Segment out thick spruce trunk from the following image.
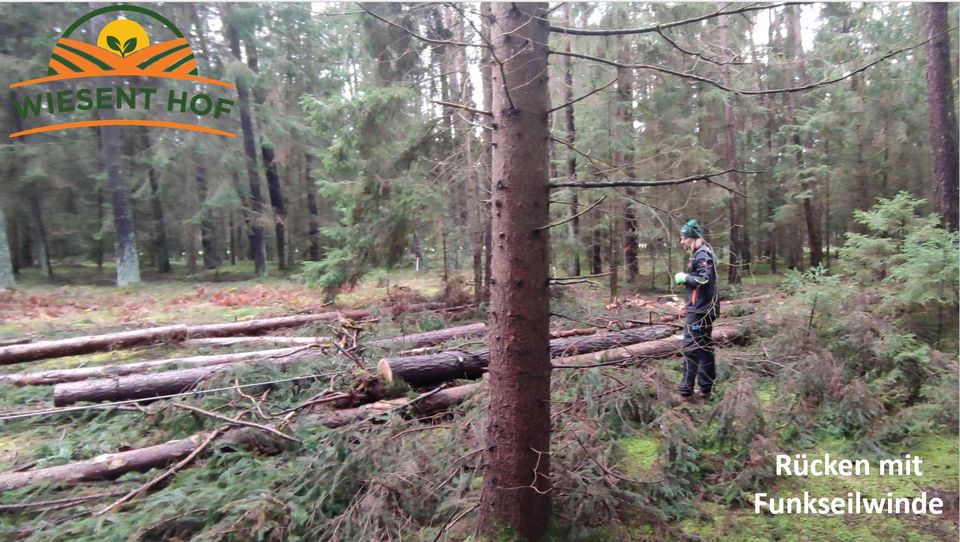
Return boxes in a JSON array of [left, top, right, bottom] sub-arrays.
[[478, 4, 552, 540]]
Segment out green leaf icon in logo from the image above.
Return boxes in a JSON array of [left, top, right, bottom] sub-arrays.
[[122, 37, 137, 56], [106, 35, 123, 56]]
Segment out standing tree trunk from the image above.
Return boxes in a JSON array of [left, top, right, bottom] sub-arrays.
[[8, 93, 52, 279], [615, 27, 638, 284], [786, 5, 823, 268], [305, 154, 321, 261], [477, 4, 551, 540], [591, 226, 603, 275], [563, 3, 581, 278], [226, 11, 267, 277], [261, 143, 287, 270], [924, 3, 959, 231], [718, 8, 742, 284], [480, 2, 495, 303], [26, 187, 52, 278], [142, 130, 171, 273], [194, 152, 219, 270], [87, 4, 139, 286], [97, 117, 139, 285], [0, 206, 14, 289]]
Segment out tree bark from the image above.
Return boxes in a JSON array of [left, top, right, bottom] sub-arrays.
[[226, 9, 267, 277], [379, 326, 673, 387], [194, 152, 220, 270], [924, 3, 959, 231], [478, 4, 552, 539]]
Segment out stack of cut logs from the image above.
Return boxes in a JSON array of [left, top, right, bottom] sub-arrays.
[[0, 296, 768, 492]]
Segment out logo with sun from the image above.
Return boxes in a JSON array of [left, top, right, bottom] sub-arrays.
[[9, 4, 236, 139], [45, 5, 205, 79]]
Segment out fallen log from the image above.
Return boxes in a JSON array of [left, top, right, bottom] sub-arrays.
[[378, 326, 674, 386], [2, 346, 321, 387], [0, 325, 189, 366], [0, 303, 449, 366], [184, 337, 332, 347], [3, 384, 482, 492], [552, 325, 743, 367], [51, 352, 315, 406], [0, 427, 269, 493], [315, 383, 482, 428], [186, 322, 488, 351], [183, 309, 372, 338], [368, 322, 487, 349]]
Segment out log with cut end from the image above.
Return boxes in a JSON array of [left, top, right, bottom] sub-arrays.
[[378, 326, 674, 386], [0, 427, 270, 493], [314, 383, 483, 428], [0, 325, 189, 366], [2, 346, 320, 387], [552, 324, 743, 367]]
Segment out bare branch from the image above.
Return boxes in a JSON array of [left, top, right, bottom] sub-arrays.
[[171, 403, 300, 443], [536, 195, 606, 231], [432, 100, 492, 116], [356, 3, 478, 48], [549, 3, 799, 36], [549, 136, 617, 171], [550, 27, 956, 96], [655, 28, 749, 66], [546, 77, 617, 114], [549, 169, 759, 190]]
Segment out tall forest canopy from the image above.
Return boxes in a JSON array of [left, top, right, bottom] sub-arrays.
[[0, 2, 955, 291]]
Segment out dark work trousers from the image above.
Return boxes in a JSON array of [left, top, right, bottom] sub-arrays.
[[678, 313, 716, 396]]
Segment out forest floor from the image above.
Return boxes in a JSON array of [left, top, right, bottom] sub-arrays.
[[0, 265, 956, 541]]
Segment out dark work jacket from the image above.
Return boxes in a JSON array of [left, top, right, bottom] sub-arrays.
[[683, 244, 719, 318]]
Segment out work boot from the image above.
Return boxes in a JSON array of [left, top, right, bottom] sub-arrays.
[[697, 390, 712, 402]]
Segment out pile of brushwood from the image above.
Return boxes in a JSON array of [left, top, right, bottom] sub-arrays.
[[0, 195, 955, 541]]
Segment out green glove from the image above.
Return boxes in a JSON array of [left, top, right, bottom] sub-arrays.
[[674, 272, 687, 285]]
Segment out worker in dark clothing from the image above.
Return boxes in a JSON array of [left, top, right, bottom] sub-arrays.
[[673, 219, 720, 401]]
